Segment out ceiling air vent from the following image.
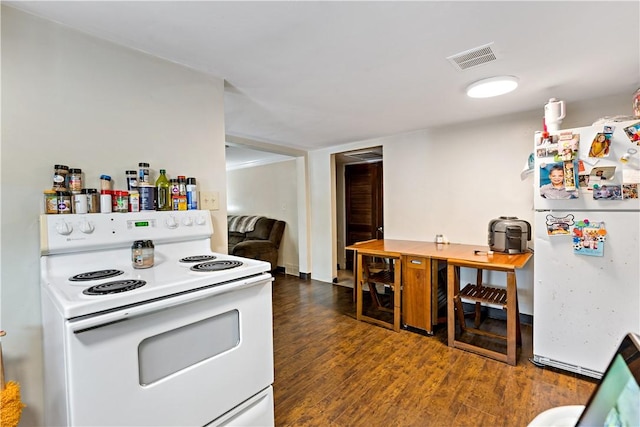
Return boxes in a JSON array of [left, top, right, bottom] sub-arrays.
[[447, 43, 498, 71]]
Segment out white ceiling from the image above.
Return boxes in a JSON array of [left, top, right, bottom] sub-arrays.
[[7, 1, 640, 156]]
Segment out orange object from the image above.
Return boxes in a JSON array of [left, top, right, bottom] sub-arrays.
[[0, 331, 26, 427]]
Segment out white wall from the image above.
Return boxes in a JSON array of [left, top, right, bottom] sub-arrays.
[[227, 159, 299, 274], [309, 92, 632, 316], [1, 7, 227, 425]]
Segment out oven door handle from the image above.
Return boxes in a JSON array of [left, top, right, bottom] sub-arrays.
[[69, 273, 273, 333]]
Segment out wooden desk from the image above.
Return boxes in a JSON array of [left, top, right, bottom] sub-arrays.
[[346, 239, 532, 337]]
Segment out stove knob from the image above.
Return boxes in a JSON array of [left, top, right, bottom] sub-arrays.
[[195, 215, 206, 225], [55, 221, 73, 235], [166, 216, 178, 229], [182, 217, 194, 226], [79, 219, 95, 234]]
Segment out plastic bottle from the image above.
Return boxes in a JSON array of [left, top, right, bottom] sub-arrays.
[[100, 175, 112, 192], [138, 163, 150, 184], [126, 170, 138, 191], [100, 190, 112, 213], [186, 177, 198, 210], [73, 191, 88, 214], [177, 176, 187, 196], [170, 178, 180, 211], [155, 169, 171, 211]]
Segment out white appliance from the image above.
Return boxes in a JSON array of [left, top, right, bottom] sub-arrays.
[[40, 210, 275, 426], [532, 120, 640, 378]]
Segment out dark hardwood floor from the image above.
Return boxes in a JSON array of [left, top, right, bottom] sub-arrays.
[[271, 272, 597, 427]]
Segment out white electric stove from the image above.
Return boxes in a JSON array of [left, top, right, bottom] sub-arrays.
[[40, 210, 275, 427]]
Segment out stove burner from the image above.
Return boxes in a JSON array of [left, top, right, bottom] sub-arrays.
[[179, 255, 217, 263], [69, 269, 124, 282], [83, 280, 146, 295], [190, 260, 243, 272]]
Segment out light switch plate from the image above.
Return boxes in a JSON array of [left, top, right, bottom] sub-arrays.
[[200, 191, 219, 211]]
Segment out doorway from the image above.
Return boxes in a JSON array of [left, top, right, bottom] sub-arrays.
[[335, 147, 384, 278]]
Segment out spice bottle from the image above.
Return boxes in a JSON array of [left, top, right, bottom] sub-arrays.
[[69, 168, 83, 193], [44, 190, 58, 214], [56, 191, 72, 214], [114, 191, 129, 213], [100, 175, 112, 192], [178, 176, 187, 196], [132, 240, 154, 269], [138, 163, 150, 185], [100, 190, 112, 213], [126, 170, 138, 191], [73, 190, 88, 214], [87, 189, 100, 213], [129, 190, 140, 213], [53, 165, 69, 191]]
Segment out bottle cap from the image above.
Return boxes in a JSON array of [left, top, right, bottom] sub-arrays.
[[100, 175, 111, 181]]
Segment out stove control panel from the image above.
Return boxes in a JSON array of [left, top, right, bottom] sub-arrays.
[[40, 210, 213, 255]]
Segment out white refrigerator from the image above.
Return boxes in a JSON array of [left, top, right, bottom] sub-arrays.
[[532, 119, 640, 378]]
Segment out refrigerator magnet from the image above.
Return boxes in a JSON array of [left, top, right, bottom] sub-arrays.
[[545, 213, 574, 236], [588, 133, 611, 158], [572, 220, 606, 257], [623, 122, 640, 145]]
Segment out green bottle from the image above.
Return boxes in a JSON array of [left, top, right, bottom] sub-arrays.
[[156, 169, 171, 211]]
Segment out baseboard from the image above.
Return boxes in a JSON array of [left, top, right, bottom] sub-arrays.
[[274, 266, 286, 274], [299, 272, 311, 280]]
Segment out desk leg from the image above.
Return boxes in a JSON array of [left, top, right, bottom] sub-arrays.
[[430, 259, 439, 327], [393, 258, 402, 332], [352, 250, 358, 302], [447, 263, 459, 347], [506, 270, 517, 366], [356, 253, 364, 322]]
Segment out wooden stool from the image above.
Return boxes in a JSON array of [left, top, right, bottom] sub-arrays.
[[447, 259, 521, 365]]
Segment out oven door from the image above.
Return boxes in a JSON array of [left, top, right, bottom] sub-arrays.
[[64, 275, 274, 427]]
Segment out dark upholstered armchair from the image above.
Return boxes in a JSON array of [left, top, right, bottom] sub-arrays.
[[227, 216, 285, 271]]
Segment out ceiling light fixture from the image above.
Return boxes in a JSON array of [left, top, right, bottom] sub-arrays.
[[466, 76, 519, 98]]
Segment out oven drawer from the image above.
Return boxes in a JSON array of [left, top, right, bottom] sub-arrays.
[[63, 276, 274, 426], [209, 386, 274, 427]]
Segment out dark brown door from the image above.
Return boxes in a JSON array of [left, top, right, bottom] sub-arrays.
[[345, 162, 383, 270]]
